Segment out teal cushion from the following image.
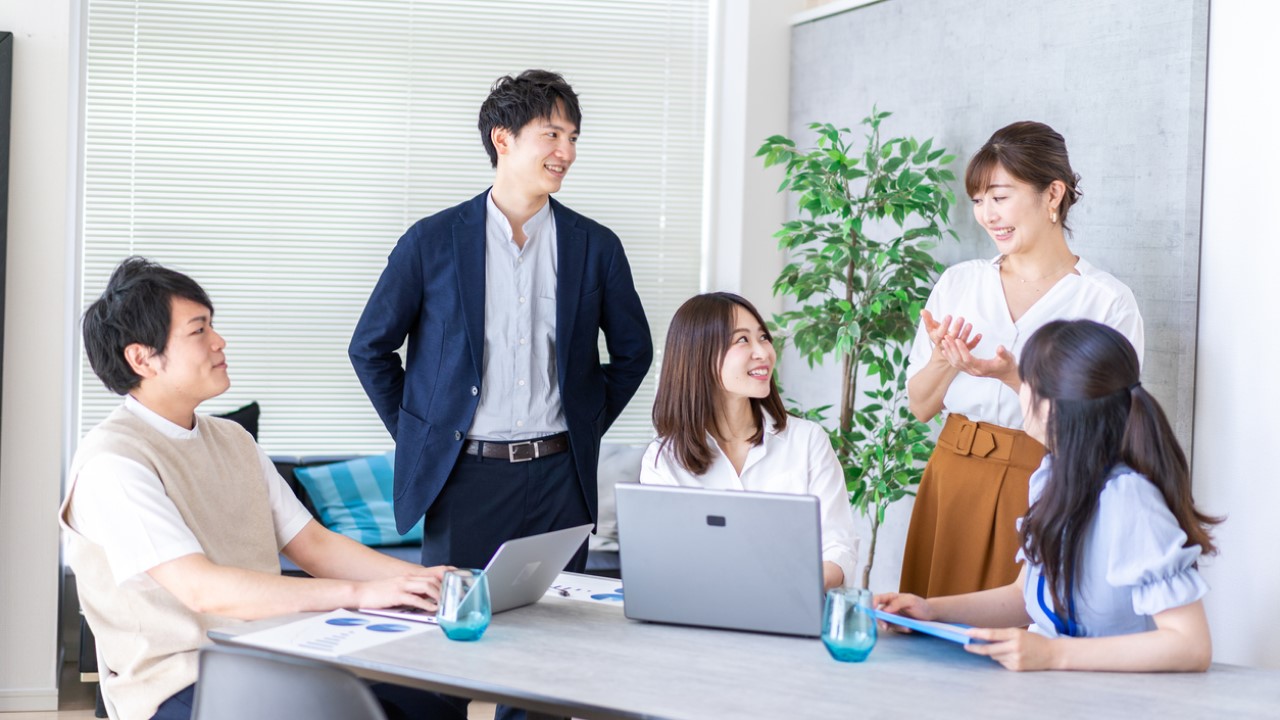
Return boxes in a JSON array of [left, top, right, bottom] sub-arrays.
[[293, 452, 423, 547]]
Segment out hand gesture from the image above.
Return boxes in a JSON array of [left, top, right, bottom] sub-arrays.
[[922, 310, 982, 353], [964, 627, 1057, 671], [938, 335, 1018, 385]]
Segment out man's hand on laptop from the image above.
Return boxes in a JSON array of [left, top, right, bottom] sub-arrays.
[[357, 566, 448, 612]]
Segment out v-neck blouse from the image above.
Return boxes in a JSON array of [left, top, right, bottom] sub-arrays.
[[906, 255, 1144, 429]]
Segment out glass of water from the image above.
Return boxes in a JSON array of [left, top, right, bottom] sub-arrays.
[[437, 568, 491, 641], [822, 587, 877, 662]]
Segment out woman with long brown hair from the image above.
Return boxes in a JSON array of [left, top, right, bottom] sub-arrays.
[[877, 320, 1218, 672], [900, 121, 1144, 598], [640, 292, 859, 590]]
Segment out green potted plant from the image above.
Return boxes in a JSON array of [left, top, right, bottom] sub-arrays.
[[757, 109, 958, 588]]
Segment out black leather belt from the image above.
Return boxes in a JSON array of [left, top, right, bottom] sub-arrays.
[[463, 433, 570, 463]]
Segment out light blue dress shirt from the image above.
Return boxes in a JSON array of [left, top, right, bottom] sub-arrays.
[[468, 192, 567, 441], [1019, 457, 1209, 638]]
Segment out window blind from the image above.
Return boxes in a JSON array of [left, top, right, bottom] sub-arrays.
[[80, 0, 708, 454]]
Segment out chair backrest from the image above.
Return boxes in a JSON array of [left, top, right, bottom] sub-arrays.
[[192, 645, 387, 720]]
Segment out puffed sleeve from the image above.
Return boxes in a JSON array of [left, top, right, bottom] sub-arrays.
[[1101, 470, 1208, 616]]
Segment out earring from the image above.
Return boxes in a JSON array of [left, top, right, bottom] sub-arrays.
[[1050, 210, 1058, 224]]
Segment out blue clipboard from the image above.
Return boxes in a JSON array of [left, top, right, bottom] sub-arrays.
[[871, 609, 989, 645]]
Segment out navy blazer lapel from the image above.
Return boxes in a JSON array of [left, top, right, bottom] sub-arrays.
[[553, 198, 586, 385], [454, 192, 488, 379]]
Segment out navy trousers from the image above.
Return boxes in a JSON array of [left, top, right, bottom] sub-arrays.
[[421, 446, 590, 720], [420, 447, 591, 572]]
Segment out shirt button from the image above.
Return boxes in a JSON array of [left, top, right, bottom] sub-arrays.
[[470, 386, 479, 396], [518, 379, 526, 387], [519, 337, 527, 345], [519, 296, 526, 304], [516, 420, 524, 428], [454, 430, 462, 440]]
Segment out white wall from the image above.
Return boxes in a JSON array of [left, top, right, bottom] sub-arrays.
[[1194, 0, 1280, 669], [704, 0, 807, 313], [0, 0, 73, 711]]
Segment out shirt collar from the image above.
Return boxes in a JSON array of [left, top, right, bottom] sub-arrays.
[[124, 394, 200, 440], [704, 407, 787, 447], [485, 191, 552, 246], [992, 253, 1090, 277]]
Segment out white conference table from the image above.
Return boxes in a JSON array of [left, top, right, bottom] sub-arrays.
[[211, 583, 1280, 720]]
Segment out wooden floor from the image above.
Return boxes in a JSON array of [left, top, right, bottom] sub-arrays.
[[5, 660, 496, 719]]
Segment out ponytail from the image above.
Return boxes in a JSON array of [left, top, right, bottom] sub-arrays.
[[1120, 384, 1220, 556], [1018, 320, 1221, 618]]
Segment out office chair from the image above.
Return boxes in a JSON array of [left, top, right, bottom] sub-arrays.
[[192, 644, 387, 720]]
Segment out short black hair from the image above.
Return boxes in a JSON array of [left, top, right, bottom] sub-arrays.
[[478, 69, 582, 168], [82, 256, 214, 395]]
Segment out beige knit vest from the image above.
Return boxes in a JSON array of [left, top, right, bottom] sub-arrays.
[[59, 406, 280, 720]]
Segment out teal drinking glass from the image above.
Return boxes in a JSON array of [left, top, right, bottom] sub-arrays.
[[437, 568, 491, 641], [822, 587, 877, 662]]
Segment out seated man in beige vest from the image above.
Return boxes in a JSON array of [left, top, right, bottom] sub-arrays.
[[60, 257, 466, 720]]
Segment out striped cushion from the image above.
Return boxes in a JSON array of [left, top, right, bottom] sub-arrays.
[[293, 451, 424, 546]]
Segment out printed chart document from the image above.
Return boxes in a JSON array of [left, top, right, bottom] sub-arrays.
[[546, 571, 625, 605], [231, 609, 437, 657], [871, 609, 988, 645]]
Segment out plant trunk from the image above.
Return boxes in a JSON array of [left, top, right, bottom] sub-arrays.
[[860, 509, 881, 589], [839, 251, 857, 434]]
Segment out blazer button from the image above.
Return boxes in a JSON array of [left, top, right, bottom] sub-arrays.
[[470, 386, 479, 396], [454, 431, 462, 441]]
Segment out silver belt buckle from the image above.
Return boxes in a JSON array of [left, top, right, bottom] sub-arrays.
[[507, 440, 538, 463]]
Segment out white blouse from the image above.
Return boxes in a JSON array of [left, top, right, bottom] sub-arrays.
[[1018, 457, 1208, 638], [906, 255, 1144, 429], [640, 413, 860, 585]]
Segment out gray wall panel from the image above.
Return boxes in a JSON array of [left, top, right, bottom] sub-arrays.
[[783, 0, 1208, 450]]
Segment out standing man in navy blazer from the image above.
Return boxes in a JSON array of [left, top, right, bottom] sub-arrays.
[[350, 70, 652, 576]]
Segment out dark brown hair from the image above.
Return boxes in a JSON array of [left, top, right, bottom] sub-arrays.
[[965, 121, 1083, 231], [478, 69, 581, 168], [1018, 320, 1220, 619], [652, 293, 788, 475], [83, 256, 215, 395]]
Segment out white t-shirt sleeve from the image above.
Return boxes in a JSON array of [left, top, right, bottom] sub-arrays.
[[69, 447, 314, 587], [68, 454, 205, 587], [256, 446, 313, 549]]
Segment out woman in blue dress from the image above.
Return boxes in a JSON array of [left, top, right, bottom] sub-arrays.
[[875, 319, 1220, 671]]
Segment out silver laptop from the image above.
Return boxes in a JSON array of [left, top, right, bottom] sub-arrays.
[[485, 523, 593, 612], [360, 523, 592, 622], [616, 484, 824, 637]]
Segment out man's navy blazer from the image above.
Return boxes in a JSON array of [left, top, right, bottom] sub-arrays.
[[350, 190, 653, 533]]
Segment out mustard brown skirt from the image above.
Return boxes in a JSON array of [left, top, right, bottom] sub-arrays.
[[899, 413, 1046, 598]]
